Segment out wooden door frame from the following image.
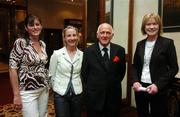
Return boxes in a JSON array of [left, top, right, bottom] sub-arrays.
[[82, 0, 105, 49], [81, 0, 87, 49], [126, 0, 134, 106]]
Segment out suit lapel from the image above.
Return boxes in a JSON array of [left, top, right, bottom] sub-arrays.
[[150, 37, 162, 63], [93, 43, 103, 63], [140, 37, 162, 65], [139, 40, 146, 65], [109, 43, 119, 70], [62, 48, 71, 64], [62, 47, 80, 64], [92, 43, 107, 71], [110, 43, 117, 64], [72, 50, 81, 63]]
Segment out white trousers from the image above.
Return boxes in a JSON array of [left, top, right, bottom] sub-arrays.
[[20, 87, 49, 117]]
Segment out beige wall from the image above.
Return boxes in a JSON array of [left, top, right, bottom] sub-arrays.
[[113, 0, 129, 100]]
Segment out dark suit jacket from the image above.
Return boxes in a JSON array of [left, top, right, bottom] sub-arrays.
[[132, 36, 179, 91], [81, 42, 126, 110]]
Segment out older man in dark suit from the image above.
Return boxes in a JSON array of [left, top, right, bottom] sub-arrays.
[[81, 23, 126, 117]]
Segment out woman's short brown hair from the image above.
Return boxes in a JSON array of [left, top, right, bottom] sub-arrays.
[[141, 13, 163, 35]]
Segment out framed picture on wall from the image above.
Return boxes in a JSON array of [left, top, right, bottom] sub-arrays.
[[105, 0, 113, 25], [159, 0, 180, 32]]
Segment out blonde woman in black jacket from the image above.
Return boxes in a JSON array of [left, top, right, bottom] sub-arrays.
[[132, 13, 179, 117]]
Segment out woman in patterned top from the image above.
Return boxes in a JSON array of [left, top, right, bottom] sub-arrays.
[[9, 14, 49, 117]]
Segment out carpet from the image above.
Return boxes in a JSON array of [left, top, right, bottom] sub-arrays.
[[0, 100, 55, 117]]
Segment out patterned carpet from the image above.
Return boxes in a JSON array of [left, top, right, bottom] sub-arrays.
[[0, 100, 55, 117], [0, 99, 137, 117]]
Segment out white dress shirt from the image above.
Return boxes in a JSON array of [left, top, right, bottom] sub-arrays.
[[141, 39, 156, 84]]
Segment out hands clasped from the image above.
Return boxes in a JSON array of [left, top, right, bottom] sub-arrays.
[[133, 82, 158, 94]]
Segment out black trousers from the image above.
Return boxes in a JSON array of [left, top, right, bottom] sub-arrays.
[[135, 83, 169, 117], [54, 92, 82, 117], [87, 107, 120, 117], [86, 95, 120, 117]]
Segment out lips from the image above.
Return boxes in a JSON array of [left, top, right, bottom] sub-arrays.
[[147, 29, 157, 32], [32, 30, 41, 34]]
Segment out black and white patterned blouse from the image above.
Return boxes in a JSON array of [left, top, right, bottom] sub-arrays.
[[9, 38, 49, 91]]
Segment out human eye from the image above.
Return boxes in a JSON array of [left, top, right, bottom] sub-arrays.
[[66, 34, 71, 37], [72, 34, 77, 37], [35, 23, 40, 26], [153, 23, 158, 25], [106, 32, 111, 35], [28, 23, 34, 27], [100, 31, 105, 35], [146, 23, 151, 26]]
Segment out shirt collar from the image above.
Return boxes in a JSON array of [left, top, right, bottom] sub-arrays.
[[98, 42, 110, 51]]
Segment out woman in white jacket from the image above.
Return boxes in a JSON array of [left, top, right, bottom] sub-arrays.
[[49, 26, 83, 117]]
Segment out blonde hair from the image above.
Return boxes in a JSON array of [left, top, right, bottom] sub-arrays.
[[141, 13, 163, 35], [62, 26, 80, 46]]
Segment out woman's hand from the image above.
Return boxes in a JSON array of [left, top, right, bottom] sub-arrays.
[[132, 82, 142, 92], [13, 95, 22, 111], [147, 84, 158, 95]]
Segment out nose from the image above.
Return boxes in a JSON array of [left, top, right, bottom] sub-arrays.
[[102, 32, 109, 36], [69, 35, 77, 40], [150, 24, 154, 28], [33, 25, 38, 28], [70, 35, 75, 38]]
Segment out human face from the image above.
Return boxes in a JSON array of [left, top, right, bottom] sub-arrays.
[[97, 24, 113, 47], [145, 18, 159, 39], [25, 19, 42, 38], [64, 29, 78, 47]]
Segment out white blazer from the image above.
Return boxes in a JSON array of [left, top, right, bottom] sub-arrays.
[[49, 47, 83, 95]]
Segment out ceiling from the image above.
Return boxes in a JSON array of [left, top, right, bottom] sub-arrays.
[[52, 0, 82, 6], [1, 0, 83, 6]]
